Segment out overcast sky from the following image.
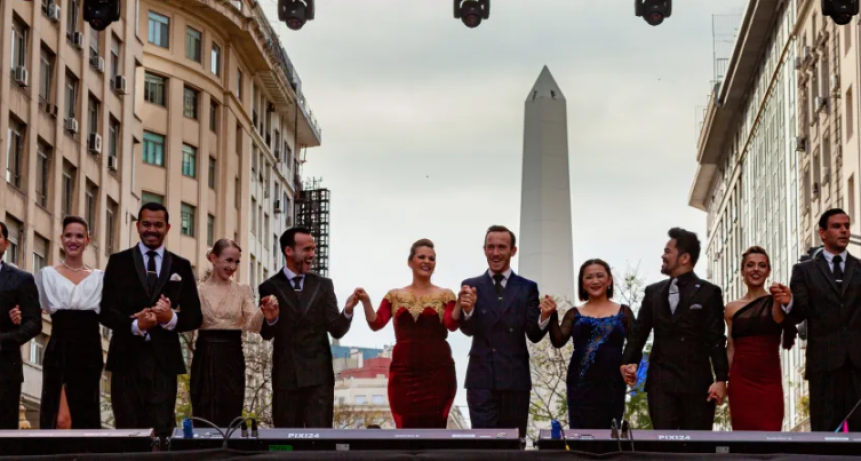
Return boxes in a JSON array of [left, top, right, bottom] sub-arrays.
[[261, 0, 747, 415]]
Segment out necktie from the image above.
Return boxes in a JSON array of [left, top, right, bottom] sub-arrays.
[[146, 250, 158, 293], [493, 274, 505, 301], [668, 278, 679, 314], [833, 255, 845, 284], [292, 276, 303, 292]]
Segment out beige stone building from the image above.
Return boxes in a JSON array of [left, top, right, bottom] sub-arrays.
[[0, 0, 320, 427]]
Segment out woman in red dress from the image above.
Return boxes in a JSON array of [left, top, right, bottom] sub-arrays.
[[725, 246, 796, 431], [359, 238, 460, 428]]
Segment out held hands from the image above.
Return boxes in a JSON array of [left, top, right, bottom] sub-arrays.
[[620, 364, 638, 386], [539, 295, 557, 321], [131, 308, 158, 332], [9, 306, 21, 326], [345, 288, 369, 314], [458, 286, 477, 313], [770, 283, 792, 306], [260, 295, 280, 322], [151, 295, 174, 324], [707, 381, 727, 405]]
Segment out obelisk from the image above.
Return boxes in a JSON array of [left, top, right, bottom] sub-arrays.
[[518, 66, 575, 305]]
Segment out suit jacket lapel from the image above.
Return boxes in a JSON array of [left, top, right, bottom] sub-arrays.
[[673, 277, 702, 322], [503, 274, 522, 314], [815, 254, 841, 296], [480, 272, 500, 324], [0, 264, 13, 293], [273, 271, 301, 312], [153, 251, 173, 300], [131, 248, 150, 299], [300, 274, 322, 316], [842, 254, 857, 298]]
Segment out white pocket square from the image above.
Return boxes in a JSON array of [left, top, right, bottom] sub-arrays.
[[170, 273, 182, 282], [690, 304, 703, 310]]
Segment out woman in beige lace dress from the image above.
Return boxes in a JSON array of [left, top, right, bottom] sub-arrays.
[[191, 239, 272, 426]]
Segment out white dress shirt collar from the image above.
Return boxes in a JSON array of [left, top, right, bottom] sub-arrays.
[[138, 242, 165, 259]]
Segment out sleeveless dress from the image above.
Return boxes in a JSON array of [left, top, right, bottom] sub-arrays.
[[368, 290, 459, 428], [728, 295, 794, 431], [549, 307, 631, 429]]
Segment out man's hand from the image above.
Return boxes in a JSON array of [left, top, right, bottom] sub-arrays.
[[356, 288, 370, 305], [539, 296, 557, 321], [136, 310, 158, 332], [151, 295, 174, 324], [9, 306, 21, 326], [458, 286, 477, 313], [770, 283, 791, 306], [620, 364, 638, 386], [260, 295, 279, 322], [708, 381, 727, 405]]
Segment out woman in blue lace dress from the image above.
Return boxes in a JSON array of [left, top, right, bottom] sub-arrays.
[[545, 259, 636, 429]]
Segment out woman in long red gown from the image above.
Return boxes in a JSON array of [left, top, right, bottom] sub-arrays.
[[725, 246, 796, 431], [359, 238, 461, 428]]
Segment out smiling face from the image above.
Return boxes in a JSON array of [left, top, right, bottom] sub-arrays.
[[409, 245, 436, 279], [484, 231, 516, 274], [210, 245, 241, 282], [285, 231, 315, 274], [741, 253, 771, 289], [136, 209, 170, 249], [581, 263, 612, 300], [61, 222, 90, 259]]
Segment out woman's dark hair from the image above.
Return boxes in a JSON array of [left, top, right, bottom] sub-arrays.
[[408, 238, 435, 262], [62, 216, 89, 234], [210, 238, 242, 257], [741, 246, 771, 269], [578, 259, 614, 302]]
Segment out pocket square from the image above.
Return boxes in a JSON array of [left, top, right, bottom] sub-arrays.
[[690, 304, 703, 310], [170, 273, 182, 282]]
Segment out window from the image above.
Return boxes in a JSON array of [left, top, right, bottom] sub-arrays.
[[207, 214, 215, 246], [849, 175, 856, 225], [67, 0, 80, 37], [209, 156, 217, 189], [186, 27, 201, 62], [235, 177, 241, 209], [236, 69, 243, 99], [181, 203, 196, 237], [89, 29, 99, 59], [355, 395, 367, 405], [251, 198, 257, 235], [110, 34, 121, 80], [29, 334, 47, 366], [135, 0, 140, 37], [143, 132, 165, 166], [106, 199, 118, 256], [182, 144, 197, 177], [847, 87, 854, 140], [109, 116, 120, 159], [33, 234, 49, 272], [40, 46, 55, 103], [88, 94, 100, 136], [211, 43, 221, 75], [36, 141, 51, 208], [264, 215, 270, 246], [372, 395, 385, 405], [5, 217, 21, 266], [65, 71, 79, 119], [183, 87, 199, 119], [6, 117, 25, 189], [85, 181, 98, 237], [148, 11, 170, 48], [62, 161, 76, 217], [144, 73, 166, 106], [209, 101, 218, 132], [11, 16, 28, 75], [141, 192, 164, 205]]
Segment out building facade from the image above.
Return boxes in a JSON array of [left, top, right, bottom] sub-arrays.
[[689, 0, 807, 430], [0, 0, 320, 427]]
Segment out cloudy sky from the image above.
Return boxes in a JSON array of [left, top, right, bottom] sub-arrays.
[[261, 0, 746, 415]]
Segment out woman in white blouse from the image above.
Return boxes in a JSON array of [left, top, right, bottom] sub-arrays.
[[192, 238, 268, 427], [36, 216, 104, 429]]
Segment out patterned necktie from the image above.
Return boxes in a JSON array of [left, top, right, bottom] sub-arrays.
[[493, 274, 505, 301], [292, 276, 303, 292], [833, 255, 845, 284], [668, 278, 679, 314], [146, 250, 158, 293]]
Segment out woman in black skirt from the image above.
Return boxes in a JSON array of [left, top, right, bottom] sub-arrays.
[[191, 239, 273, 426]]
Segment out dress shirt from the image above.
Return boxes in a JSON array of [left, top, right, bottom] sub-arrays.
[[132, 243, 178, 339], [783, 249, 849, 313], [267, 266, 352, 326]]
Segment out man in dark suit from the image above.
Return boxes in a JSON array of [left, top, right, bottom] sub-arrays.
[[0, 221, 41, 429], [621, 227, 727, 430], [100, 203, 202, 437], [458, 225, 547, 438], [259, 227, 353, 428], [772, 209, 861, 431]]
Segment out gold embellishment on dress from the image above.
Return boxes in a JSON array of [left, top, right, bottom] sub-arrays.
[[384, 289, 456, 322]]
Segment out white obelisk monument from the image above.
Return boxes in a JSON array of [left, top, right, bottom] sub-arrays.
[[518, 66, 575, 305]]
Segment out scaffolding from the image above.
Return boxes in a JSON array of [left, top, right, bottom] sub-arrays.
[[296, 177, 330, 276]]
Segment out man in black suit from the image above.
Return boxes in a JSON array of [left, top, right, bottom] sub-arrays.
[[621, 227, 727, 430], [100, 203, 202, 437], [458, 225, 548, 438], [259, 227, 353, 428], [0, 221, 41, 429], [772, 209, 861, 431]]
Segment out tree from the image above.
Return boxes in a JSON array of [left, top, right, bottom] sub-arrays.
[[332, 405, 393, 429]]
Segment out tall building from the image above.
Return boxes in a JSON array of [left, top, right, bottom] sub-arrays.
[[1, 0, 320, 427], [689, 0, 806, 430]]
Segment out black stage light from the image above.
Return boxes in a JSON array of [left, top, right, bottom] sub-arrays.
[[278, 0, 315, 31], [822, 0, 859, 25], [454, 0, 490, 29], [635, 0, 672, 27], [83, 0, 120, 31]]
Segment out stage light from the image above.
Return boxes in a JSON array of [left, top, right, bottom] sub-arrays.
[[278, 0, 315, 31], [635, 0, 672, 27], [822, 0, 859, 25], [454, 0, 490, 29], [83, 0, 120, 31]]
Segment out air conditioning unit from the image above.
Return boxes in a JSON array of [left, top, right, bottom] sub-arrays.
[[274, 200, 282, 214], [45, 103, 58, 118], [13, 67, 28, 87], [813, 182, 821, 198], [87, 133, 102, 154], [64, 118, 79, 134], [107, 155, 118, 171], [795, 136, 807, 152], [72, 32, 84, 49], [47, 3, 61, 22], [91, 55, 105, 73], [113, 75, 128, 94]]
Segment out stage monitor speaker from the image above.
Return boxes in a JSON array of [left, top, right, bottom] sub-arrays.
[[536, 429, 861, 455], [169, 428, 522, 451], [0, 429, 155, 456]]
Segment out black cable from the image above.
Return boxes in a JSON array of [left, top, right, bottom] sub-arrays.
[[224, 416, 259, 448], [184, 416, 226, 440], [610, 418, 621, 452], [558, 425, 570, 451], [835, 397, 861, 432], [624, 419, 636, 452]]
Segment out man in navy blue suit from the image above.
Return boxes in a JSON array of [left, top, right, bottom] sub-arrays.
[[458, 225, 548, 438]]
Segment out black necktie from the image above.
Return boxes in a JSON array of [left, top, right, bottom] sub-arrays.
[[833, 255, 844, 284], [493, 274, 505, 300], [292, 276, 303, 292], [146, 250, 158, 293]]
